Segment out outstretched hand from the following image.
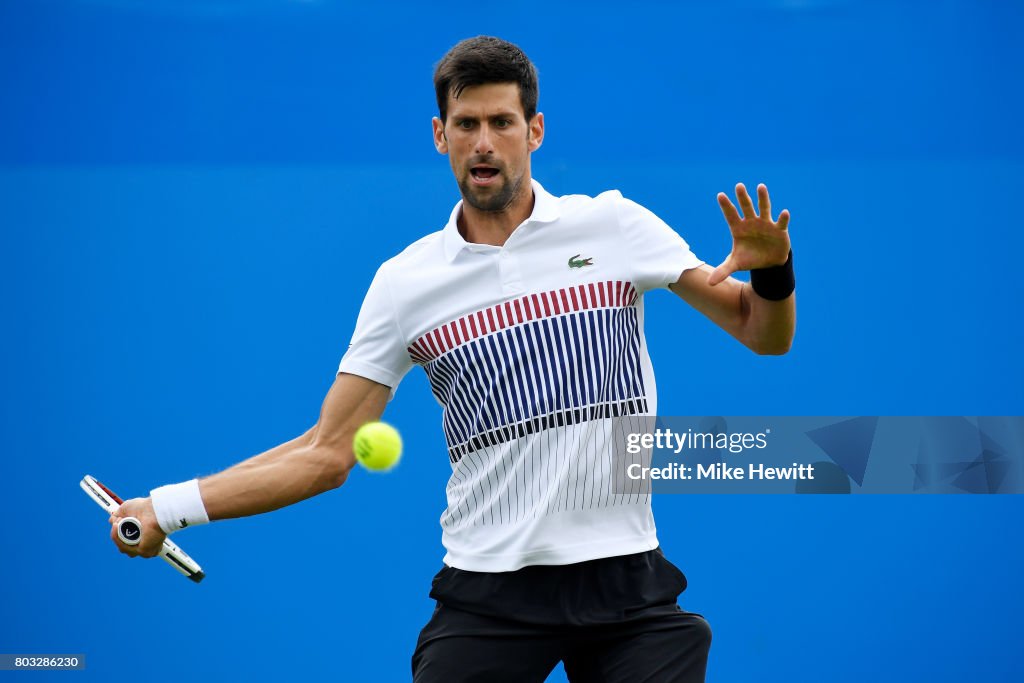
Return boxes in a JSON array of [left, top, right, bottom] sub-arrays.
[[708, 183, 791, 286]]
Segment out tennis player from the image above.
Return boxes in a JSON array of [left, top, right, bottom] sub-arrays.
[[110, 36, 795, 682]]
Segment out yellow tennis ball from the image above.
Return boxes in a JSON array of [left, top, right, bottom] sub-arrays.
[[353, 421, 403, 472]]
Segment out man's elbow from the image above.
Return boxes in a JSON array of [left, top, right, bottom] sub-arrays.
[[325, 456, 356, 490], [757, 343, 792, 356], [748, 336, 793, 356], [311, 442, 356, 493]]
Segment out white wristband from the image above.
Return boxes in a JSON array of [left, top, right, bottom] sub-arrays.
[[150, 479, 210, 534]]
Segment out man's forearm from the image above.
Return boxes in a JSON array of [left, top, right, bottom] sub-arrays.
[[670, 266, 795, 355], [198, 430, 353, 521], [741, 283, 795, 355], [175, 375, 386, 523]]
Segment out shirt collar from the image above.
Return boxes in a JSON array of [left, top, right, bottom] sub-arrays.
[[442, 178, 560, 263]]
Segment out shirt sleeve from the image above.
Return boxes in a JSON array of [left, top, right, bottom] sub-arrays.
[[615, 193, 704, 294], [337, 263, 413, 399]]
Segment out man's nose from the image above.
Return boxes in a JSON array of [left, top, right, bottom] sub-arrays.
[[474, 124, 495, 155]]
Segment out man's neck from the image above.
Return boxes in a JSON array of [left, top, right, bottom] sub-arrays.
[[458, 181, 536, 248]]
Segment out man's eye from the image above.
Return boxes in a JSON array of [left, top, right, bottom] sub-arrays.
[[457, 120, 474, 129], [495, 119, 511, 128]]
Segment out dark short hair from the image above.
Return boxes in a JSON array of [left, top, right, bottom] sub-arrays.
[[433, 36, 538, 123]]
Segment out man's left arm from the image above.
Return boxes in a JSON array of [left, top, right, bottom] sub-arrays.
[[668, 183, 795, 355]]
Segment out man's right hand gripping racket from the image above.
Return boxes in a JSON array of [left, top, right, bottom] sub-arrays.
[[81, 475, 205, 583]]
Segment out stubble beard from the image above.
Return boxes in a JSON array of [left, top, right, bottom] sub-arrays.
[[459, 169, 525, 213]]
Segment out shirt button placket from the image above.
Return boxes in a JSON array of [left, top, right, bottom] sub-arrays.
[[499, 250, 524, 296]]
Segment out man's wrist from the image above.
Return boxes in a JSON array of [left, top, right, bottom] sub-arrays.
[[750, 250, 795, 301], [150, 479, 210, 534]]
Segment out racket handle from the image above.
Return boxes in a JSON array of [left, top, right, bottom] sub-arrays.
[[158, 538, 206, 583], [119, 516, 206, 583]]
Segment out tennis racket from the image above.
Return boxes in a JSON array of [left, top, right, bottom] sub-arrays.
[[81, 474, 205, 583]]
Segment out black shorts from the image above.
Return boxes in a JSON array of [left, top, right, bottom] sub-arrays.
[[412, 549, 712, 682]]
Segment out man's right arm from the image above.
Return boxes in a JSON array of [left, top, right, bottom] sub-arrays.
[[109, 372, 391, 557], [200, 372, 391, 520]]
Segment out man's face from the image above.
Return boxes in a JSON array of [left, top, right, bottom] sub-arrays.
[[432, 83, 544, 213]]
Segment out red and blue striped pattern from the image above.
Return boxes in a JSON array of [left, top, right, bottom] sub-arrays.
[[409, 281, 648, 462], [408, 280, 639, 363]]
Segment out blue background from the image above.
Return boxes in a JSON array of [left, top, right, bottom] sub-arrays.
[[2, 0, 1022, 680]]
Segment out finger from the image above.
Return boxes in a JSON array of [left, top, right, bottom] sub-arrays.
[[110, 522, 138, 556], [736, 183, 757, 219], [777, 209, 790, 231], [717, 192, 741, 226], [707, 256, 736, 286], [110, 525, 128, 554], [138, 534, 158, 558], [757, 183, 771, 220]]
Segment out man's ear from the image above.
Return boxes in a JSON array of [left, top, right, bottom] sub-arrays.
[[527, 112, 544, 152], [432, 117, 448, 154]]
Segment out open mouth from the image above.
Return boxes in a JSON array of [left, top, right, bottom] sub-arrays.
[[470, 166, 500, 184]]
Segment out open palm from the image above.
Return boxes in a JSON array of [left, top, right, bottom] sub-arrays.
[[708, 183, 791, 286]]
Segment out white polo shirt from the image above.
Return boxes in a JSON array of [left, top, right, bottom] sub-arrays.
[[339, 179, 703, 572]]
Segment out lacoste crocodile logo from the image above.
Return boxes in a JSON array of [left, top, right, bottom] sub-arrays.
[[568, 254, 593, 269]]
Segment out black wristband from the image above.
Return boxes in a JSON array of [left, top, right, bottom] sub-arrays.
[[750, 250, 795, 301]]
